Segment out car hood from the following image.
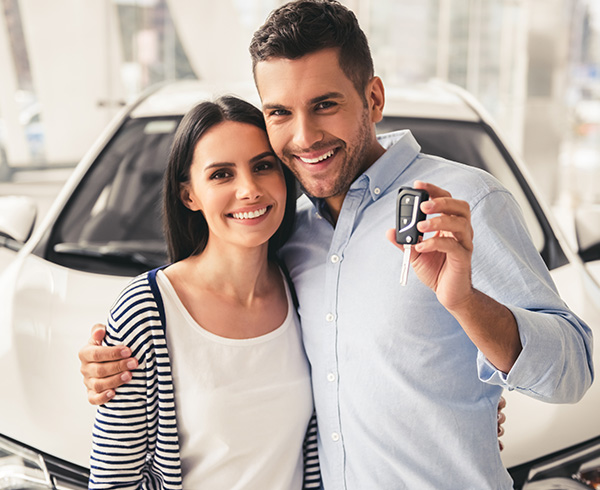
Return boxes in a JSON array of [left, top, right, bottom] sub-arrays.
[[0, 253, 131, 467]]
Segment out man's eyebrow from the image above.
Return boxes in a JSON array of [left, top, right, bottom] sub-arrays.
[[309, 92, 345, 105], [262, 102, 288, 112], [262, 92, 345, 112]]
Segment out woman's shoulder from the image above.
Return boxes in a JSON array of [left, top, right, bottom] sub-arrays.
[[107, 270, 164, 337]]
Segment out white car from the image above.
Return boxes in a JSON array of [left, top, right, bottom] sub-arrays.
[[0, 80, 599, 489]]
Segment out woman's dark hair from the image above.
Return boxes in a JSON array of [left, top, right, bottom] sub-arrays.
[[249, 0, 374, 101], [163, 96, 296, 263]]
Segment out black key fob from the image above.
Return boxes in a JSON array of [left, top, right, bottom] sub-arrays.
[[396, 187, 429, 245]]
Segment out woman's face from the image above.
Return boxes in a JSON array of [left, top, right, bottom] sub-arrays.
[[181, 121, 287, 252]]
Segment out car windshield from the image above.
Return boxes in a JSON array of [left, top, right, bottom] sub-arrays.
[[47, 116, 180, 276], [44, 114, 560, 276]]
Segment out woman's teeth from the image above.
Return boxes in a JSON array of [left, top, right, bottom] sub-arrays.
[[299, 149, 335, 164], [231, 207, 268, 220]]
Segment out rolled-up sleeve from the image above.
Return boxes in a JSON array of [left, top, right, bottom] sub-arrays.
[[478, 305, 593, 402], [471, 186, 594, 403]]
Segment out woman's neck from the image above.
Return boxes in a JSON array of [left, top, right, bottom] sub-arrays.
[[171, 241, 275, 307]]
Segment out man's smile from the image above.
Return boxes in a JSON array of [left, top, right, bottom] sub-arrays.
[[297, 148, 336, 164]]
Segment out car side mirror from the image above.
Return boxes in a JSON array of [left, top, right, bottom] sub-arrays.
[[0, 195, 37, 247], [574, 204, 600, 263]]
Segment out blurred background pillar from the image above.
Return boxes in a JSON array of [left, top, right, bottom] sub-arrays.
[[17, 0, 125, 167], [522, 0, 571, 204]]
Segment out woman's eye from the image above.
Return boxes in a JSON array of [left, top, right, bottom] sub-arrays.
[[210, 170, 231, 180], [254, 161, 274, 172]]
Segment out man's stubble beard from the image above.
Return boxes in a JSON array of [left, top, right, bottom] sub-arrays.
[[283, 109, 373, 200]]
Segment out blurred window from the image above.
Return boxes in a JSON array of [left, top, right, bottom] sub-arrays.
[[113, 0, 196, 96]]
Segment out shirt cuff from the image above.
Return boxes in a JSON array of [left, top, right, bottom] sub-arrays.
[[477, 305, 565, 395]]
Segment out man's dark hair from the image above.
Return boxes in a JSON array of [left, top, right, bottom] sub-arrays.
[[163, 96, 296, 263], [249, 0, 374, 98]]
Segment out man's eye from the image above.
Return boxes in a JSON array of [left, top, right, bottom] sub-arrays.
[[269, 109, 290, 117], [316, 101, 336, 110]]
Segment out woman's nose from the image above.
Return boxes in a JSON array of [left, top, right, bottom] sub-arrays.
[[236, 173, 262, 201]]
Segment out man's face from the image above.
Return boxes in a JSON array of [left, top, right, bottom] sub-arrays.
[[255, 48, 384, 209]]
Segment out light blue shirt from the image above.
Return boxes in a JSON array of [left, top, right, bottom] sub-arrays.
[[279, 130, 594, 489]]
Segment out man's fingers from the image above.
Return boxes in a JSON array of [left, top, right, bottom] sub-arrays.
[[498, 395, 507, 410], [80, 353, 138, 378], [421, 196, 471, 222], [498, 395, 507, 438], [414, 235, 472, 258], [79, 343, 132, 365], [413, 180, 452, 199], [385, 228, 404, 250], [90, 324, 107, 346], [417, 215, 473, 247], [87, 388, 116, 406], [84, 370, 133, 393]]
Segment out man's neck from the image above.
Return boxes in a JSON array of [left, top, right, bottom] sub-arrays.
[[324, 142, 387, 225]]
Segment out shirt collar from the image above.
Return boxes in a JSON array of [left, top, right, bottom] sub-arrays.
[[305, 129, 421, 210]]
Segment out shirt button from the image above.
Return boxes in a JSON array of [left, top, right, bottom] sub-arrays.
[[330, 254, 340, 263], [331, 432, 340, 442], [325, 313, 334, 322], [315, 212, 322, 219], [374, 187, 381, 195], [327, 373, 336, 382]]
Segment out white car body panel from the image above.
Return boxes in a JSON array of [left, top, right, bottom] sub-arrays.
[[0, 253, 128, 467]]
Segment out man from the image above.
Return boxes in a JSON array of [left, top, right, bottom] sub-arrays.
[[80, 1, 593, 488]]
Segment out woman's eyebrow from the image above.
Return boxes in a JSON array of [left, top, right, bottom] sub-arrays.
[[202, 152, 274, 172], [249, 151, 276, 163], [203, 162, 235, 172]]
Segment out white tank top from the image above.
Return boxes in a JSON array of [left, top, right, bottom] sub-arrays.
[[156, 270, 313, 489]]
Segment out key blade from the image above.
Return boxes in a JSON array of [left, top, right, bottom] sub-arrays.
[[400, 244, 412, 286]]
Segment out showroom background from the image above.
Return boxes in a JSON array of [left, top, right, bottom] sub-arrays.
[[0, 0, 599, 215]]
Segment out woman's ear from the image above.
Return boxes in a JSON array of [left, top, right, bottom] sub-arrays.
[[179, 183, 201, 211], [366, 76, 385, 124]]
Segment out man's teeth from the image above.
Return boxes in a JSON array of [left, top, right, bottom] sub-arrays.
[[299, 149, 334, 164], [232, 207, 268, 220]]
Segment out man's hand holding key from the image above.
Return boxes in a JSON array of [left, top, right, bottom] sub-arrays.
[[387, 180, 474, 311]]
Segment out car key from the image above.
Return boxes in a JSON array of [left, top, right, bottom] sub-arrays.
[[396, 187, 429, 286]]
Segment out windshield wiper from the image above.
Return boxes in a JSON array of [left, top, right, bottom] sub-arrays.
[[53, 242, 164, 268]]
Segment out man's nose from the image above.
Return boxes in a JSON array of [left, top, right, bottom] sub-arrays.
[[292, 113, 323, 150]]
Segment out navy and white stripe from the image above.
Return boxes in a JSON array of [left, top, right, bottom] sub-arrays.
[[89, 268, 320, 489]]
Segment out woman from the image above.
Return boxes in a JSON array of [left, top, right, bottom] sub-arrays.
[[88, 96, 320, 489]]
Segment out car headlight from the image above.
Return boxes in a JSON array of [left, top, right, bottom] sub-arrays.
[[520, 437, 600, 489], [0, 434, 87, 489]]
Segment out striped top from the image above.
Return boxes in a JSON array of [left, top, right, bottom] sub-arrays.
[[89, 267, 321, 489]]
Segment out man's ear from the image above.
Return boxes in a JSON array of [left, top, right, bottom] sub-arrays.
[[366, 76, 385, 124], [179, 183, 201, 212]]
